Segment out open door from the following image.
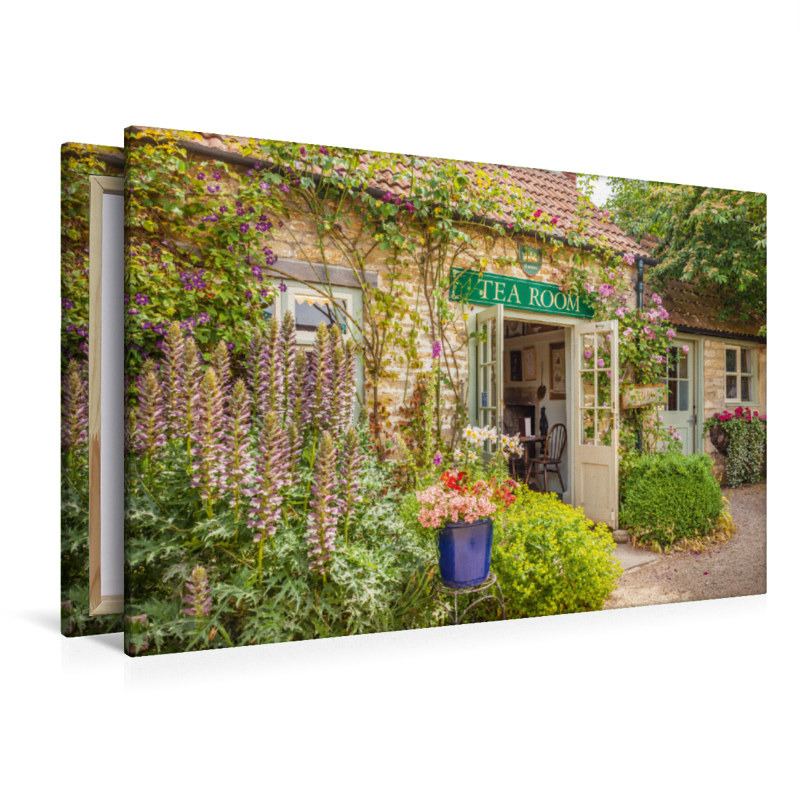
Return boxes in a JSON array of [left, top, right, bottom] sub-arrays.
[[475, 304, 504, 453], [573, 319, 619, 528]]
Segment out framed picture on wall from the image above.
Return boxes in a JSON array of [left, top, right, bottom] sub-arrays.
[[522, 347, 537, 381], [510, 350, 523, 382], [550, 343, 566, 399], [505, 320, 523, 339]]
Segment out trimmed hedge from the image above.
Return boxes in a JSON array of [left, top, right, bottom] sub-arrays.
[[492, 487, 623, 618], [620, 452, 724, 548]]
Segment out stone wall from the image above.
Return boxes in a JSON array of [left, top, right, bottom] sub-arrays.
[[262, 197, 597, 440], [702, 338, 767, 482]]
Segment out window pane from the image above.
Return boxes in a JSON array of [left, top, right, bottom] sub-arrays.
[[741, 376, 751, 402], [582, 409, 596, 445], [668, 347, 678, 380], [726, 375, 738, 399], [597, 369, 612, 408], [581, 333, 596, 370], [725, 349, 737, 373], [679, 350, 688, 379], [679, 380, 688, 411], [597, 411, 613, 447], [741, 348, 752, 375], [581, 375, 595, 408], [295, 295, 346, 333], [667, 379, 677, 411]]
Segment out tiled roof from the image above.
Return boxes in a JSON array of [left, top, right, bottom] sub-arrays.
[[370, 160, 653, 258], [178, 130, 654, 259], [647, 280, 765, 339]]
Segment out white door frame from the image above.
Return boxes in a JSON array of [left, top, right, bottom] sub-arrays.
[[469, 306, 578, 506]]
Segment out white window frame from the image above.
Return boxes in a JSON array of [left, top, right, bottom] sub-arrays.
[[724, 343, 757, 405], [284, 284, 353, 345]]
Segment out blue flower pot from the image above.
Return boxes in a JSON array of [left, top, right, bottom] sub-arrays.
[[437, 519, 494, 589]]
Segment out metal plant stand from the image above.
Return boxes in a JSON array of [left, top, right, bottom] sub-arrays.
[[432, 572, 506, 625]]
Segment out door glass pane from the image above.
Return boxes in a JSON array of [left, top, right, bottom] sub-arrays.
[[679, 349, 688, 379], [597, 370, 611, 408], [480, 366, 488, 406], [481, 324, 488, 363], [678, 380, 688, 411], [597, 411, 613, 447], [741, 348, 752, 374], [668, 347, 678, 380], [726, 375, 738, 399], [581, 375, 596, 408], [489, 363, 496, 407], [488, 320, 496, 359], [725, 349, 737, 372], [581, 333, 596, 369], [582, 409, 596, 445], [667, 379, 677, 411], [741, 376, 751, 402]]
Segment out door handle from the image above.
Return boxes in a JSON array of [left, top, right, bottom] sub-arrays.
[[687, 415, 696, 424]]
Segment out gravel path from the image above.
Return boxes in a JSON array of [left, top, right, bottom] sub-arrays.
[[604, 482, 766, 610]]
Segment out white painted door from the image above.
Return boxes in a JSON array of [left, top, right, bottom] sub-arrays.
[[573, 319, 619, 528], [475, 304, 504, 454], [661, 339, 695, 454]]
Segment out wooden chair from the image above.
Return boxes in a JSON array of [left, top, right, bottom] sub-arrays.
[[526, 423, 567, 494]]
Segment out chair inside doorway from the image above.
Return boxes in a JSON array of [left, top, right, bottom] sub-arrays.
[[526, 423, 567, 495]]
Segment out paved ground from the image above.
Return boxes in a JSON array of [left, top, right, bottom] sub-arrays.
[[604, 481, 767, 610]]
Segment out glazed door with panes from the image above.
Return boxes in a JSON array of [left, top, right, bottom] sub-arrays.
[[573, 319, 619, 528], [475, 304, 504, 455], [661, 340, 695, 454]]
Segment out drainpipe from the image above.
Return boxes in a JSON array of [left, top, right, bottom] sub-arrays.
[[636, 259, 645, 452], [636, 259, 644, 310]]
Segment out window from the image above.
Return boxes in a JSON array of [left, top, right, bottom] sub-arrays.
[[665, 346, 689, 411], [260, 284, 354, 345], [725, 345, 756, 404]]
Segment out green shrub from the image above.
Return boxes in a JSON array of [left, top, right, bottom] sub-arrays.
[[491, 487, 623, 618], [620, 452, 724, 548]]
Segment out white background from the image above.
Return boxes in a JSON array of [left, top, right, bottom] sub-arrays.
[[2, 2, 797, 797]]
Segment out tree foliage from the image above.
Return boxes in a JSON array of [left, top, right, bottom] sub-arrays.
[[602, 178, 766, 323]]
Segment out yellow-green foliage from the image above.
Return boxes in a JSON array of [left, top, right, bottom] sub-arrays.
[[493, 487, 623, 618]]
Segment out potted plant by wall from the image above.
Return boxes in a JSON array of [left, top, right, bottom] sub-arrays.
[[416, 427, 522, 588], [703, 407, 767, 487]]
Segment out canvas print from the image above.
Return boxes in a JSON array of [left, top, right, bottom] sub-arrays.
[[122, 126, 766, 656], [61, 143, 124, 636]]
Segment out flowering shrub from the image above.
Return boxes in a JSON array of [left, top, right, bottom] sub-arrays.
[[620, 453, 724, 549], [703, 406, 766, 487], [123, 319, 444, 653], [491, 487, 622, 618]]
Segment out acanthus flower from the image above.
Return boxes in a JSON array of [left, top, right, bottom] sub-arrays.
[[183, 565, 212, 620], [306, 431, 341, 575]]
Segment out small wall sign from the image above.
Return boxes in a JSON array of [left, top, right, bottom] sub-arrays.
[[519, 245, 542, 277], [622, 383, 666, 409]]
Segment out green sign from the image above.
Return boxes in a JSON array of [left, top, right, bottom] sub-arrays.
[[449, 268, 593, 319], [519, 245, 542, 277]]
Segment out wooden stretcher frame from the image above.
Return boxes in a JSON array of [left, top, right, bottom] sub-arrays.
[[88, 174, 124, 615]]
